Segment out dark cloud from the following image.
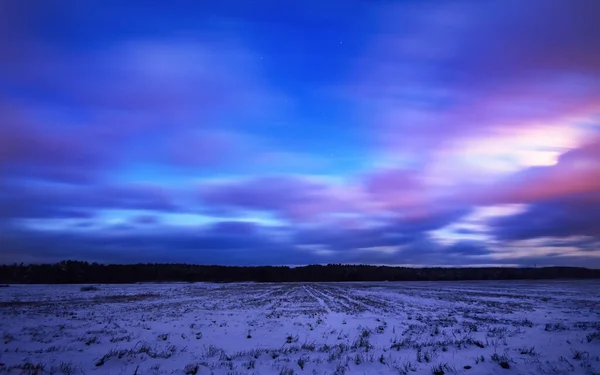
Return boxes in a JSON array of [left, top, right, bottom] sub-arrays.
[[0, 183, 178, 221], [444, 241, 491, 256], [491, 193, 600, 241], [293, 207, 471, 256], [132, 215, 160, 225], [208, 221, 259, 236], [0, 223, 301, 266], [2, 215, 598, 267]]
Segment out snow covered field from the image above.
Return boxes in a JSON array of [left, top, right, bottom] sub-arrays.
[[1, 281, 600, 375]]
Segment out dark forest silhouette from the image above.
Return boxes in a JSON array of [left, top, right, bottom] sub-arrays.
[[1, 261, 599, 284]]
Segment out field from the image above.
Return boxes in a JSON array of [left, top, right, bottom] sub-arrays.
[[1, 281, 599, 375]]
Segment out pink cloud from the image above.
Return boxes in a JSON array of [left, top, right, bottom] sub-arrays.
[[0, 102, 114, 183], [362, 168, 435, 215], [468, 137, 600, 205], [198, 171, 466, 227], [349, 0, 600, 160], [166, 131, 244, 168], [199, 176, 351, 222]]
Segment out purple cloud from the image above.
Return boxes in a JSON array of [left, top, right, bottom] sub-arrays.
[[199, 175, 359, 222], [0, 103, 113, 184], [349, 0, 600, 156], [1, 24, 289, 183]]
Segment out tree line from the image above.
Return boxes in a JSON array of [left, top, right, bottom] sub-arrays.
[[0, 261, 599, 284]]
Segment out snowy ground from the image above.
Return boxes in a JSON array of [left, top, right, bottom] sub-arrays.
[[1, 281, 600, 375]]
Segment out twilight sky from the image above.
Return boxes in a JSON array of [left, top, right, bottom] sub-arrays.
[[1, 0, 600, 266]]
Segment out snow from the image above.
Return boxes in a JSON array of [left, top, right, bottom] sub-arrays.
[[1, 280, 599, 374]]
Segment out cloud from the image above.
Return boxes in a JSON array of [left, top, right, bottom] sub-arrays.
[[0, 220, 461, 266], [1, 19, 289, 181], [363, 168, 424, 209], [199, 175, 368, 222], [444, 241, 491, 256], [208, 221, 260, 236], [0, 223, 300, 266], [490, 194, 600, 241], [132, 215, 160, 225], [0, 102, 115, 184], [198, 171, 473, 227], [292, 207, 471, 259], [349, 0, 600, 182], [2, 210, 598, 267], [472, 136, 600, 205], [0, 183, 178, 221]]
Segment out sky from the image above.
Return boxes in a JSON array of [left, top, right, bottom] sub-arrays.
[[1, 0, 600, 267]]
